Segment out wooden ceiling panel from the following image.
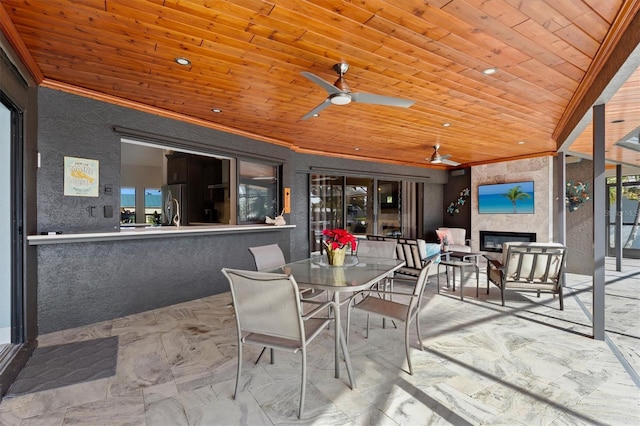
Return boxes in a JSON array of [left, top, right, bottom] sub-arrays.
[[1, 0, 638, 169]]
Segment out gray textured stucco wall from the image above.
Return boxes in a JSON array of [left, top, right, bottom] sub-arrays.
[[36, 230, 292, 333], [37, 87, 292, 234], [565, 160, 594, 275], [36, 87, 297, 333], [35, 87, 449, 333]]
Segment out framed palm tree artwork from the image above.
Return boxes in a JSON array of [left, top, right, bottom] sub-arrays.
[[478, 181, 534, 214]]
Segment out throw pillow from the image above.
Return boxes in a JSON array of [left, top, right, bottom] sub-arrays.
[[436, 228, 454, 245]]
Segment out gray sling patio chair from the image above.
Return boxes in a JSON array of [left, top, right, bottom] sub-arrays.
[[249, 243, 326, 301], [345, 259, 435, 375], [248, 243, 326, 364], [221, 268, 353, 419], [356, 239, 398, 289]]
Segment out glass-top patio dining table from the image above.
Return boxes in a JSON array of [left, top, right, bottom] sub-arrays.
[[265, 254, 406, 388]]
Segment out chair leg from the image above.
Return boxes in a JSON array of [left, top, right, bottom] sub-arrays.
[[405, 321, 413, 375], [255, 347, 266, 364], [416, 316, 424, 351], [365, 314, 370, 339], [299, 348, 306, 419], [270, 348, 275, 364], [559, 287, 564, 311], [234, 340, 243, 399], [501, 287, 505, 306]]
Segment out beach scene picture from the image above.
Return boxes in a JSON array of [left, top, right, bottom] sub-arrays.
[[478, 181, 534, 214]]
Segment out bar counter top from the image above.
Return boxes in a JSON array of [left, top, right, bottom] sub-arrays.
[[28, 224, 295, 245]]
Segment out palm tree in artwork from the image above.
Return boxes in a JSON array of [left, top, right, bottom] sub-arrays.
[[503, 185, 531, 213]]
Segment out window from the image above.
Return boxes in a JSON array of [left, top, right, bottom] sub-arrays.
[[238, 160, 279, 223], [144, 188, 162, 224], [121, 139, 281, 226], [120, 187, 136, 223]]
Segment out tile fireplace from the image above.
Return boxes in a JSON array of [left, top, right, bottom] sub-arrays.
[[480, 231, 537, 252]]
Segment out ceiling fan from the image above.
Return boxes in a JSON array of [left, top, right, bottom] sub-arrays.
[[429, 144, 460, 166], [300, 63, 415, 120]]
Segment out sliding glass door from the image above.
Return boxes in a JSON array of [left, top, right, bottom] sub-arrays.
[[0, 94, 23, 349], [377, 180, 401, 237], [310, 174, 418, 253], [607, 176, 640, 258]]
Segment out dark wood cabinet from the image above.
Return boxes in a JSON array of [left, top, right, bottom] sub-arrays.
[[203, 161, 226, 202], [166, 154, 188, 184], [166, 154, 229, 223]]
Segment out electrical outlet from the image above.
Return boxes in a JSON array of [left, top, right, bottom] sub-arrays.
[[104, 205, 113, 218]]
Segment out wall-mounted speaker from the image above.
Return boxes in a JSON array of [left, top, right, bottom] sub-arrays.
[[450, 169, 465, 176]]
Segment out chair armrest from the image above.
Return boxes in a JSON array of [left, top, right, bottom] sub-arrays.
[[423, 252, 441, 264], [350, 289, 417, 302], [302, 300, 336, 320], [486, 258, 504, 270]]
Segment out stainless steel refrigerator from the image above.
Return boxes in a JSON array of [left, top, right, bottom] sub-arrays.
[[161, 184, 188, 226]]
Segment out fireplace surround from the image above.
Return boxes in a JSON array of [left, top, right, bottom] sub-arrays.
[[479, 231, 537, 252]]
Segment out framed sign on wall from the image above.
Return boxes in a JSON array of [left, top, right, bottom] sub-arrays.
[[64, 156, 99, 197]]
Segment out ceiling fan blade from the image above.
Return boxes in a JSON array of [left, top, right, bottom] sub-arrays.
[[301, 99, 332, 120], [440, 153, 452, 160], [300, 72, 341, 95], [351, 92, 414, 108], [442, 158, 461, 166]]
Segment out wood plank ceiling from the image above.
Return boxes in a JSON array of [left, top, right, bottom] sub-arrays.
[[1, 0, 639, 168]]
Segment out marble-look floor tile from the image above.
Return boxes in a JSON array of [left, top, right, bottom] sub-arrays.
[[64, 395, 146, 425], [2, 378, 108, 419], [1, 260, 638, 425], [108, 350, 174, 397]]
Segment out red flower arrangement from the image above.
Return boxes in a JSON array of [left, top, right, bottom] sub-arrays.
[[322, 228, 358, 251]]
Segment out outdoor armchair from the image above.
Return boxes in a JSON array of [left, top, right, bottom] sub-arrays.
[[486, 242, 567, 309]]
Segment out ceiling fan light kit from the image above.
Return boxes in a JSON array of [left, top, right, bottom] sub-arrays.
[[300, 63, 415, 120]]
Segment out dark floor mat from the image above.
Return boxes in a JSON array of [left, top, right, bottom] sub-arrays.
[[5, 336, 118, 397]]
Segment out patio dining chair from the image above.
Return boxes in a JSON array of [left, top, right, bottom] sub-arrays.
[[249, 243, 326, 301], [345, 259, 435, 375], [221, 268, 353, 419], [356, 239, 398, 289], [248, 243, 326, 364]]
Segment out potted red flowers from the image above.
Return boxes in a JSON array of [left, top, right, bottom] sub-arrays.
[[322, 228, 358, 266]]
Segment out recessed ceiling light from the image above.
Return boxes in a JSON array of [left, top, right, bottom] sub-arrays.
[[354, 147, 360, 151], [174, 57, 191, 66], [312, 113, 319, 117], [211, 108, 222, 113], [518, 141, 525, 145], [482, 67, 498, 75], [442, 123, 451, 127], [611, 119, 625, 123]]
